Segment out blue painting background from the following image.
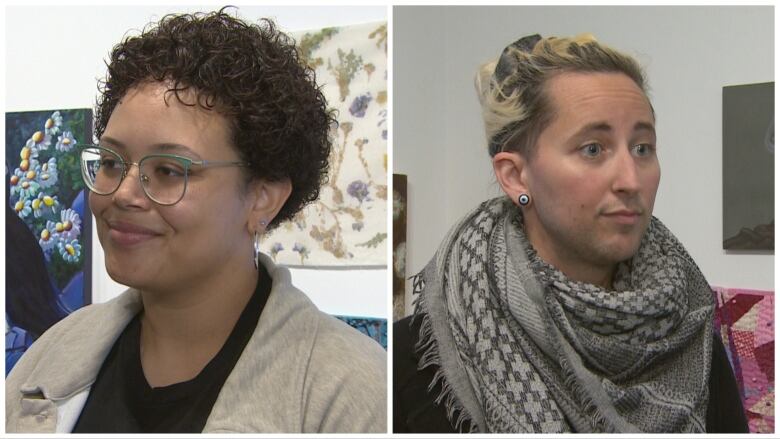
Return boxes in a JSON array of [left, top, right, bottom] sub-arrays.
[[335, 316, 387, 349]]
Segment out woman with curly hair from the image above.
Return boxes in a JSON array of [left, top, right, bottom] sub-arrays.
[[6, 8, 386, 433]]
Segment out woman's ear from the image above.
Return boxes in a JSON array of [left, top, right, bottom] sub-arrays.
[[247, 178, 292, 233], [492, 151, 530, 206]]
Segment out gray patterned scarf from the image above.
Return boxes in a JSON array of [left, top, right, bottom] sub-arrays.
[[412, 197, 714, 433]]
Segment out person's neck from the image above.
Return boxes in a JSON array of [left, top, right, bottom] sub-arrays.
[[524, 218, 616, 290], [544, 254, 615, 289], [137, 258, 259, 388]]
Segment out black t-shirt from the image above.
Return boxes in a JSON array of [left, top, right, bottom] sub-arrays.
[[72, 267, 272, 433], [393, 315, 750, 433]]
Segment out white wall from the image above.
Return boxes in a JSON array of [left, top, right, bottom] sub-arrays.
[[6, 5, 388, 318], [394, 6, 775, 315]]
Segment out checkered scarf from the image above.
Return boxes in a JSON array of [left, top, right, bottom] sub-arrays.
[[411, 197, 714, 433]]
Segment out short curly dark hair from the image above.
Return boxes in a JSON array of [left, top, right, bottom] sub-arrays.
[[95, 7, 335, 228]]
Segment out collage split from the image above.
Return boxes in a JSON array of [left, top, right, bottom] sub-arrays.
[[3, 4, 775, 436]]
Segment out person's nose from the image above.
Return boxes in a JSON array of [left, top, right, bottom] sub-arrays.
[[611, 149, 641, 195], [111, 163, 151, 209]]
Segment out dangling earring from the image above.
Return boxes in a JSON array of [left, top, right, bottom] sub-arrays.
[[254, 220, 268, 270], [253, 231, 261, 270], [518, 193, 531, 206]]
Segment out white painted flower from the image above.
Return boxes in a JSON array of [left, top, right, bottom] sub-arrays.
[[32, 193, 59, 218], [46, 220, 59, 238], [37, 158, 58, 188], [18, 147, 38, 182], [26, 130, 51, 153], [16, 158, 42, 199], [14, 199, 31, 219], [58, 239, 81, 263], [55, 208, 82, 241], [55, 131, 76, 152], [25, 160, 41, 182], [45, 111, 63, 136], [31, 194, 45, 218], [17, 178, 40, 201], [39, 227, 57, 253], [9, 167, 25, 198]]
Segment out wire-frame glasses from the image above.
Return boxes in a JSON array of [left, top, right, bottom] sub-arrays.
[[79, 145, 249, 205]]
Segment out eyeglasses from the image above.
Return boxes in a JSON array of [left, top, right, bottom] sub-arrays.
[[79, 145, 249, 206]]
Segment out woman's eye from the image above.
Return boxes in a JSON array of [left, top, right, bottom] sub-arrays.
[[100, 158, 119, 169], [156, 165, 186, 178], [633, 143, 655, 157], [580, 143, 602, 157]]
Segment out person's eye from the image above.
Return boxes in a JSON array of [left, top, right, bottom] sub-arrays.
[[632, 143, 655, 157], [155, 165, 186, 178], [100, 157, 120, 169], [580, 143, 603, 158]]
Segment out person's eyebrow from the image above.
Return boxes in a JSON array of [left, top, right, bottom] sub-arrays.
[[98, 136, 126, 150], [99, 136, 202, 160], [633, 121, 656, 135], [571, 122, 613, 139], [152, 143, 203, 160], [571, 121, 656, 139]]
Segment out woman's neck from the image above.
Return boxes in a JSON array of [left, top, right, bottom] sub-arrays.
[[137, 261, 259, 388]]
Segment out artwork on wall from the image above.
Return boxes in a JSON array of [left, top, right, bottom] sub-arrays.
[[5, 109, 93, 375], [262, 21, 388, 267], [393, 174, 408, 321], [335, 316, 387, 349], [722, 82, 774, 250]]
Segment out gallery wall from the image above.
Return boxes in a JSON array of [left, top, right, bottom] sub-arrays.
[[5, 5, 388, 319], [394, 6, 775, 314]]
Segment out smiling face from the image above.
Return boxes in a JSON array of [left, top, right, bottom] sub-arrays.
[[89, 82, 255, 293], [520, 71, 660, 282]]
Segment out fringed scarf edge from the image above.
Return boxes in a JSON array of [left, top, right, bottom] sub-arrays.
[[410, 285, 478, 433]]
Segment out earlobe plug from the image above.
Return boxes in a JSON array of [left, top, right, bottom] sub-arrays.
[[518, 194, 530, 206]]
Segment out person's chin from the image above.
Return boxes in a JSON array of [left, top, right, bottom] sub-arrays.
[[616, 238, 644, 262], [104, 254, 155, 289], [103, 270, 130, 289], [598, 233, 643, 263]]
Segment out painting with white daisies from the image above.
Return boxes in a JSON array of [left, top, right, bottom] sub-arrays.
[[5, 108, 93, 375]]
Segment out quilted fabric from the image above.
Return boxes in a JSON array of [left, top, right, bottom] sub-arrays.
[[713, 286, 774, 433]]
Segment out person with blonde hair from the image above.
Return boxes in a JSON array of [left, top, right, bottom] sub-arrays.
[[394, 33, 746, 433]]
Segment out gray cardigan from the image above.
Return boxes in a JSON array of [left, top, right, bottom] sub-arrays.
[[6, 255, 387, 433]]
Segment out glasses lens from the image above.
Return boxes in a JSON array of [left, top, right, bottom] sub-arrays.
[[80, 146, 124, 194], [139, 156, 189, 205]]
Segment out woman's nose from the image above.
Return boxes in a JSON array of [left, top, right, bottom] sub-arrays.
[[111, 163, 151, 209]]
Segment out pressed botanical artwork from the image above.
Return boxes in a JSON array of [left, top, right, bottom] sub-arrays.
[[263, 21, 388, 266]]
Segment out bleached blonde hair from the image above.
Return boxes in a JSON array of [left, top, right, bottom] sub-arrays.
[[476, 33, 649, 158]]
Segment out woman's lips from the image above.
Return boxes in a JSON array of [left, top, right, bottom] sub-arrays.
[[106, 220, 162, 246]]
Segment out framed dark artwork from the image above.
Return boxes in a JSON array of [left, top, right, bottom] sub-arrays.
[[392, 174, 407, 322], [722, 82, 774, 250], [335, 316, 387, 349], [5, 109, 93, 374]]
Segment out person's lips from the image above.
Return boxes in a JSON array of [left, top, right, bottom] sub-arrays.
[[602, 209, 642, 225], [105, 219, 163, 246]]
